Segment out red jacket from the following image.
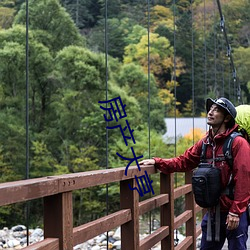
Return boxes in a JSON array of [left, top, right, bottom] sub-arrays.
[[154, 124, 250, 216]]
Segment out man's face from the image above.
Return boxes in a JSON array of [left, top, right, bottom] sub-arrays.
[[207, 104, 226, 127]]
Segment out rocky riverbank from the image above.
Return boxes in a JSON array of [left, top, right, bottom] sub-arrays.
[[0, 225, 43, 249], [0, 225, 188, 249]]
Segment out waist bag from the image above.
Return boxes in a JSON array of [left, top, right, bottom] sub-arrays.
[[192, 132, 242, 208], [192, 162, 221, 208]]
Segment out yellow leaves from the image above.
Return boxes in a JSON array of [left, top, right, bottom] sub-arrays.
[[176, 128, 205, 156], [184, 128, 205, 142], [183, 99, 193, 115], [152, 5, 173, 19], [124, 31, 186, 83], [158, 88, 175, 105], [200, 112, 207, 118], [124, 32, 173, 75], [149, 5, 174, 32], [0, 7, 15, 29], [158, 87, 181, 117], [174, 56, 186, 77], [166, 80, 180, 91]]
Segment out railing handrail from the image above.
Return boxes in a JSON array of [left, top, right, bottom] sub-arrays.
[[0, 165, 202, 250], [0, 165, 155, 206]]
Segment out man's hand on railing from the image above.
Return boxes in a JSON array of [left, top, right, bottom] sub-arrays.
[[139, 159, 155, 165]]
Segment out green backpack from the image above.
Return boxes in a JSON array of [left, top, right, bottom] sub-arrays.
[[235, 105, 250, 142]]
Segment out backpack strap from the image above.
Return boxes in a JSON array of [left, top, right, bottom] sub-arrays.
[[223, 132, 243, 200], [200, 142, 208, 162], [223, 131, 242, 169]]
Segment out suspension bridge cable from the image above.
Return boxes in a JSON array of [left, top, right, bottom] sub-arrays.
[[218, 32, 225, 96], [172, 0, 179, 245], [25, 0, 29, 181], [203, 0, 207, 97], [25, 0, 30, 245], [104, 0, 109, 248], [216, 0, 242, 103], [173, 0, 177, 158], [147, 0, 151, 174], [191, 0, 195, 145], [213, 0, 217, 94], [147, 0, 152, 234]]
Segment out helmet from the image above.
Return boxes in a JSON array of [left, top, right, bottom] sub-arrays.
[[206, 97, 237, 120]]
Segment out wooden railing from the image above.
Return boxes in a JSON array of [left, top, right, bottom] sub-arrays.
[[0, 165, 203, 250]]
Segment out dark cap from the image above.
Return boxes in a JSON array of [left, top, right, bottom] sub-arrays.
[[206, 97, 237, 119]]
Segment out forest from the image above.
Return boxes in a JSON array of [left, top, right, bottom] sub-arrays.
[[0, 0, 249, 228]]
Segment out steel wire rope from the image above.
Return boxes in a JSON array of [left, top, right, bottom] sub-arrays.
[[173, 0, 177, 158], [215, 0, 242, 104], [203, 0, 207, 98], [228, 64, 231, 100], [76, 0, 79, 27], [213, 0, 218, 95], [191, 0, 195, 145], [104, 0, 109, 248], [218, 31, 225, 96], [217, 14, 226, 96], [172, 0, 179, 245], [202, 0, 210, 143], [146, 0, 152, 235], [25, 0, 30, 245]]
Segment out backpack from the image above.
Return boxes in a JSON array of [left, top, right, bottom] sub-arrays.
[[192, 131, 241, 208], [235, 105, 250, 142]]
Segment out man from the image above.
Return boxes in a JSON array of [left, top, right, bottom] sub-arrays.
[[140, 97, 250, 250]]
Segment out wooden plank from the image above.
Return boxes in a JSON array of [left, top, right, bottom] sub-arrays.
[[0, 165, 156, 206], [161, 173, 174, 250], [196, 226, 202, 237], [140, 226, 169, 250], [120, 179, 140, 250], [174, 184, 192, 199], [58, 165, 156, 192], [174, 210, 192, 229], [44, 192, 73, 250], [73, 209, 131, 245], [139, 194, 169, 215], [22, 238, 59, 250], [185, 171, 196, 250], [175, 236, 193, 250], [195, 204, 203, 213], [0, 177, 59, 206]]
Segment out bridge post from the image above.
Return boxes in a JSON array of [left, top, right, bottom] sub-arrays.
[[185, 171, 197, 250], [160, 173, 174, 250], [120, 179, 139, 250], [43, 192, 73, 250]]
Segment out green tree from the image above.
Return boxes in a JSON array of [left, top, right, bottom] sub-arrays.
[[61, 0, 101, 29], [0, 37, 28, 180], [115, 63, 165, 132], [86, 17, 139, 60], [234, 46, 250, 102], [30, 141, 57, 177], [124, 32, 185, 88], [0, 6, 15, 29], [14, 0, 84, 52]]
